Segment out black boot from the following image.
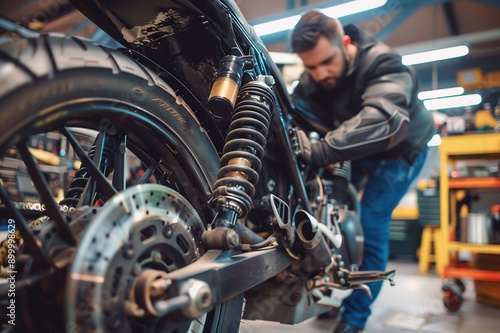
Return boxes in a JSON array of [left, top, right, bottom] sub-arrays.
[[333, 321, 365, 333], [317, 307, 340, 320]]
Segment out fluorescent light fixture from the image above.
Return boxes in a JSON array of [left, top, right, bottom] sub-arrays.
[[322, 0, 387, 19], [269, 51, 301, 64], [402, 45, 469, 66], [253, 0, 387, 37], [418, 87, 465, 100], [427, 134, 442, 147], [423, 94, 482, 110], [254, 16, 301, 37]]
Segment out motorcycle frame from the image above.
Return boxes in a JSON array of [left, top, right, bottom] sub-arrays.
[[73, 0, 312, 206], [59, 0, 317, 316], [0, 0, 396, 327]]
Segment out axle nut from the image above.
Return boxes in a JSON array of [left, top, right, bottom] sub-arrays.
[[181, 279, 213, 318]]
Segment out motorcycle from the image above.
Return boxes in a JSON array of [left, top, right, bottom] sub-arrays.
[[0, 1, 395, 332]]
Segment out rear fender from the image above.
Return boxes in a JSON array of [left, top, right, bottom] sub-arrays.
[[121, 47, 225, 154]]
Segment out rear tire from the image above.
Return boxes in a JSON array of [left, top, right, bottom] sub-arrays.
[[0, 34, 242, 333]]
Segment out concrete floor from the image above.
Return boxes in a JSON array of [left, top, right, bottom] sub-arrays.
[[239, 260, 500, 333]]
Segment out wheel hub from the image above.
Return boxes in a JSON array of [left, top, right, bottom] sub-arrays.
[[65, 184, 206, 332]]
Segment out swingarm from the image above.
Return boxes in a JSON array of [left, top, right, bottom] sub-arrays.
[[132, 195, 396, 321]]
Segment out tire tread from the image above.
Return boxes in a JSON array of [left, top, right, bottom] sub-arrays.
[[0, 33, 169, 100]]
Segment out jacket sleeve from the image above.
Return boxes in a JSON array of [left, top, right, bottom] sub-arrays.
[[312, 54, 412, 165]]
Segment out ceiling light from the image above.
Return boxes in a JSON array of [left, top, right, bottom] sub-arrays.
[[269, 51, 301, 64], [402, 45, 469, 66], [418, 87, 465, 100], [423, 94, 482, 110], [427, 134, 442, 147], [253, 0, 387, 37], [322, 0, 387, 20]]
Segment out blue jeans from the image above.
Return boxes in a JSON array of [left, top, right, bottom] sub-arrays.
[[340, 147, 428, 329]]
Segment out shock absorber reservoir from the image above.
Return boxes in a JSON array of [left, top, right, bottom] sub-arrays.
[[207, 55, 246, 120]]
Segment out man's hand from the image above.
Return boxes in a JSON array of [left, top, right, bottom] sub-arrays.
[[291, 128, 340, 166]]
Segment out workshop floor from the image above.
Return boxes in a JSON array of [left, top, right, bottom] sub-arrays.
[[239, 260, 500, 333]]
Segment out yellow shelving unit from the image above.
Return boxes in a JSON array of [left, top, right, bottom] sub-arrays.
[[438, 132, 500, 279]]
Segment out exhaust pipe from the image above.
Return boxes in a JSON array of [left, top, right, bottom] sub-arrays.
[[294, 210, 333, 271]]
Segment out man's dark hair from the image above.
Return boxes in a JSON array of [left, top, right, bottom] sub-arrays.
[[290, 9, 343, 53]]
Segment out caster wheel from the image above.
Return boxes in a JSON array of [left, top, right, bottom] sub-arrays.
[[450, 277, 466, 293], [442, 278, 464, 312]]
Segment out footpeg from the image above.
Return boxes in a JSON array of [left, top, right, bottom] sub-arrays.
[[308, 268, 396, 299], [337, 268, 396, 287]]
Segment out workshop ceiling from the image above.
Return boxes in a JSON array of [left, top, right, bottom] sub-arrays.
[[238, 0, 500, 52], [237, 0, 500, 92], [2, 0, 500, 93]]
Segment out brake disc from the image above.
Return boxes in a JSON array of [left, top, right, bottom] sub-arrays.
[[65, 184, 206, 332]]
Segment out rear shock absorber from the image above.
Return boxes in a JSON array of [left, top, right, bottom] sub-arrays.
[[324, 161, 351, 205], [58, 165, 90, 207], [59, 140, 112, 207], [205, 75, 275, 248]]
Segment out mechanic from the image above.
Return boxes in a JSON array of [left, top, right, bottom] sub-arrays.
[[289, 9, 436, 333]]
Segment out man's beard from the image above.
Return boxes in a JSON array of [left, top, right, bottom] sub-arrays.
[[319, 53, 349, 90]]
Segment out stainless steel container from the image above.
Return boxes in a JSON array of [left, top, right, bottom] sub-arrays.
[[462, 213, 492, 244]]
